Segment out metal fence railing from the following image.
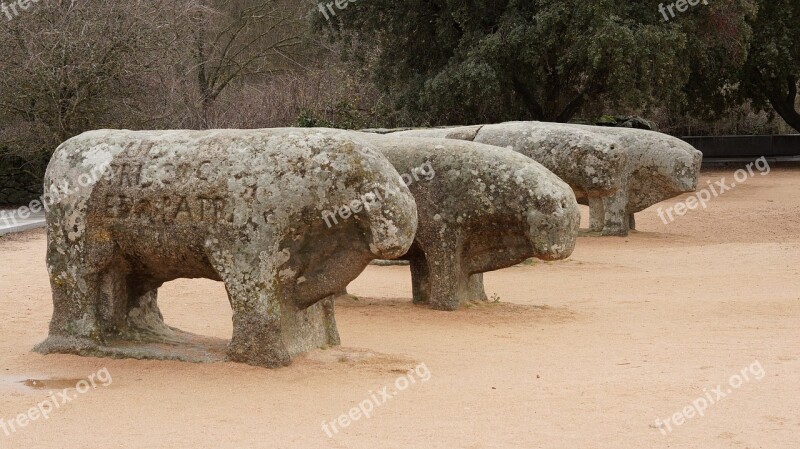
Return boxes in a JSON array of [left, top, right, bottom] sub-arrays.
[[681, 135, 800, 159]]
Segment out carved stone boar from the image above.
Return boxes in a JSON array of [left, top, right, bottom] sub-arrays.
[[36, 129, 418, 367]]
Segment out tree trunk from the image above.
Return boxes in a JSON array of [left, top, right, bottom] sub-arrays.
[[511, 76, 546, 121], [765, 76, 800, 133]]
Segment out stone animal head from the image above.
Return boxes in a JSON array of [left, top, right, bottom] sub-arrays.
[[355, 148, 420, 260], [292, 130, 417, 259], [246, 131, 418, 307], [523, 168, 581, 261], [615, 129, 703, 196], [668, 142, 703, 193], [306, 132, 419, 260]]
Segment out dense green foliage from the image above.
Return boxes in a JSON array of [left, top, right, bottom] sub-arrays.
[[324, 0, 684, 124], [738, 0, 800, 131], [322, 0, 798, 132]]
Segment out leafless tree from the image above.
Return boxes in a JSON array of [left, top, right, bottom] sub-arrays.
[[185, 0, 310, 127], [0, 0, 182, 174]]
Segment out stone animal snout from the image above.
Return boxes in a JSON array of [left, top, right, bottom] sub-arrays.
[[672, 148, 704, 193], [364, 183, 418, 260], [526, 192, 580, 261]]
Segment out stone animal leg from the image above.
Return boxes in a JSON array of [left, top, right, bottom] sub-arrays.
[[628, 213, 636, 231], [124, 279, 173, 339], [206, 251, 291, 367], [38, 236, 117, 351], [42, 268, 105, 347], [94, 268, 175, 343], [428, 261, 465, 310], [95, 264, 132, 337], [588, 196, 606, 232], [227, 282, 291, 368], [465, 273, 488, 302], [426, 241, 471, 311], [409, 256, 432, 305], [319, 296, 341, 346], [601, 188, 630, 237], [95, 264, 172, 342], [208, 247, 341, 367]]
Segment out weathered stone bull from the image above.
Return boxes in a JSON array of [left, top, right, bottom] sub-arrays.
[[566, 125, 703, 234], [344, 131, 580, 310], [35, 129, 417, 367], [389, 122, 702, 236]]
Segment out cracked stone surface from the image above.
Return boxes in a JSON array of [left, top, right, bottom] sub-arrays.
[[36, 128, 417, 368]]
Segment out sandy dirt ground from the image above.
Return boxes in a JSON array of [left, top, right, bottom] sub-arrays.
[[0, 167, 799, 449]]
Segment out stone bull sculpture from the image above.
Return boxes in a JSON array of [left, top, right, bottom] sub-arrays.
[[565, 124, 703, 234], [35, 129, 417, 367], [340, 131, 580, 310], [390, 122, 702, 236]]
